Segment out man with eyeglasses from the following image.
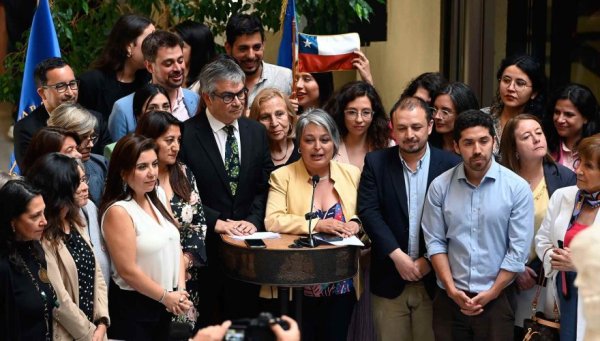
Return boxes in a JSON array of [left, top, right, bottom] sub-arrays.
[[358, 97, 460, 341], [14, 57, 111, 168], [225, 13, 292, 106], [180, 58, 274, 327], [109, 30, 199, 141]]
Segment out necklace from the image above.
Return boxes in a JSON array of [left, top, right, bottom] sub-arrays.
[[271, 141, 290, 162], [18, 245, 55, 341]]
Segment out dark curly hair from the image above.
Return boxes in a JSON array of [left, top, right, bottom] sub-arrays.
[[324, 81, 390, 150], [490, 54, 546, 118]]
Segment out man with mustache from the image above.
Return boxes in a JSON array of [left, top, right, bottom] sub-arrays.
[[358, 97, 460, 341], [109, 30, 199, 140], [14, 57, 111, 168], [225, 14, 292, 106], [422, 110, 534, 341]]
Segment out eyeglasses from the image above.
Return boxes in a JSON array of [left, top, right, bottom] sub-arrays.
[[499, 76, 531, 91], [344, 109, 374, 119], [43, 80, 80, 93], [79, 133, 99, 146], [432, 107, 454, 117], [80, 175, 89, 185], [211, 88, 248, 104]]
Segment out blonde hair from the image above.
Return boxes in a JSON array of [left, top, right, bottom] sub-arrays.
[[249, 88, 297, 139], [48, 103, 97, 137]]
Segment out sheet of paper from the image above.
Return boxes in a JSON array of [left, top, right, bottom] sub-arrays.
[[327, 236, 364, 247], [230, 232, 281, 240]]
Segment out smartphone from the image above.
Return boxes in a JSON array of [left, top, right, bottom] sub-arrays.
[[557, 240, 564, 249], [245, 239, 267, 249]]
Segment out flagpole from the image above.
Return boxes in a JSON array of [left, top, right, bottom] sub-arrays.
[[291, 15, 297, 94]]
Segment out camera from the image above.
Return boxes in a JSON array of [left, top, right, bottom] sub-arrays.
[[225, 312, 290, 341]]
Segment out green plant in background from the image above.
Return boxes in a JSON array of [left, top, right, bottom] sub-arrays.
[[0, 0, 382, 105]]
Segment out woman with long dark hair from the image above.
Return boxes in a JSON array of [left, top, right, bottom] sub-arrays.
[[136, 111, 208, 332], [21, 127, 81, 175], [544, 83, 600, 171], [173, 20, 216, 90], [78, 14, 155, 121], [326, 81, 390, 170], [27, 153, 109, 340], [100, 135, 191, 340], [0, 180, 56, 340]]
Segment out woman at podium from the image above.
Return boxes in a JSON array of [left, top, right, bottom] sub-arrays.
[[265, 109, 362, 341]]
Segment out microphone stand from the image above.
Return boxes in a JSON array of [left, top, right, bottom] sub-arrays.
[[295, 175, 320, 248]]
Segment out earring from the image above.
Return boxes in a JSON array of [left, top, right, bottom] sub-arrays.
[[11, 224, 15, 233], [122, 180, 128, 193], [298, 148, 301, 154], [516, 153, 520, 160], [126, 50, 132, 58]]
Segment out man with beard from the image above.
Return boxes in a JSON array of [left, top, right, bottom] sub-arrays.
[[180, 58, 273, 326], [14, 57, 111, 168], [422, 110, 533, 341], [109, 30, 199, 140], [225, 14, 292, 106], [358, 97, 460, 341]]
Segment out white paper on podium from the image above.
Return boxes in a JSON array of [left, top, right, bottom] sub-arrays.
[[230, 232, 281, 240], [326, 236, 364, 246]]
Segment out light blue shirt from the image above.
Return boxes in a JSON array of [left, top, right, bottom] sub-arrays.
[[399, 145, 430, 259], [422, 159, 533, 293]]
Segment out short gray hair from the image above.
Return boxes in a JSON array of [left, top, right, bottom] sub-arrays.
[[295, 108, 341, 156], [199, 58, 245, 95], [48, 103, 97, 137]]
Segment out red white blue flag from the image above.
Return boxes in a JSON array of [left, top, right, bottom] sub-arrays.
[[298, 33, 360, 73]]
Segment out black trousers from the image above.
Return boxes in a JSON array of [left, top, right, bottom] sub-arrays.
[[432, 287, 516, 341], [108, 280, 173, 341], [301, 291, 356, 341]]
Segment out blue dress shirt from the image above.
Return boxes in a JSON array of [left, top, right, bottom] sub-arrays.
[[422, 159, 533, 293], [400, 145, 430, 259]]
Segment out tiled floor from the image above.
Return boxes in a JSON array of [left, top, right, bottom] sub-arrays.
[[0, 102, 15, 171]]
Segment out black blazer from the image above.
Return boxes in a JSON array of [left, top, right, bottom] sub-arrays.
[[180, 110, 274, 261], [13, 104, 111, 168], [358, 145, 461, 299], [543, 161, 576, 197]]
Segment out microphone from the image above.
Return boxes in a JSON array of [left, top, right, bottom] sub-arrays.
[[296, 175, 320, 248]]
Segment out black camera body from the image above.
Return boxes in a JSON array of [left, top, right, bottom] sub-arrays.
[[225, 312, 289, 341]]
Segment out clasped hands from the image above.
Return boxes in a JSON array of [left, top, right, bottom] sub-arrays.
[[314, 218, 359, 238], [448, 287, 499, 316], [392, 250, 431, 282], [215, 219, 257, 236], [163, 290, 193, 315]]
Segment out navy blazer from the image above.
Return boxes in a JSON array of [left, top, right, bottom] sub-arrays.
[[543, 160, 576, 197], [358, 145, 461, 299]]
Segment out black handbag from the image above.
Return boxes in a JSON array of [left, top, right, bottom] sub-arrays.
[[522, 261, 560, 341]]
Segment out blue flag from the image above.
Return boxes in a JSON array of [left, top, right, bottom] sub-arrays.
[[277, 0, 297, 69], [17, 0, 61, 120]]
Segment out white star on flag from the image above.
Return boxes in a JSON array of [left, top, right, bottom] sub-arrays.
[[303, 39, 312, 48]]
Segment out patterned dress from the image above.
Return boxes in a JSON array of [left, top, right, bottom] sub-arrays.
[[304, 203, 354, 297], [168, 163, 208, 330]]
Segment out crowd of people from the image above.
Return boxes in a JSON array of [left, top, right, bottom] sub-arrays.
[[1, 10, 599, 341]]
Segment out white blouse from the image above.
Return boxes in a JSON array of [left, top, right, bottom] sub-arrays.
[[101, 195, 180, 291]]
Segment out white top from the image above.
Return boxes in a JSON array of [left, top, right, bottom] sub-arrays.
[[101, 196, 181, 291]]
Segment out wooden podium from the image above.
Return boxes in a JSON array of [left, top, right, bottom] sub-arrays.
[[220, 234, 360, 324]]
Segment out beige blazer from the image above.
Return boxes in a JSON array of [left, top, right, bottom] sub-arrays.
[[263, 159, 362, 299], [43, 225, 109, 341]]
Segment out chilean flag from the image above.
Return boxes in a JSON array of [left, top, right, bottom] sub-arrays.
[[298, 32, 360, 73]]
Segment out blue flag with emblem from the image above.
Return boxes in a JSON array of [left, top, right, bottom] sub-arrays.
[[17, 0, 61, 120], [277, 0, 297, 69]]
